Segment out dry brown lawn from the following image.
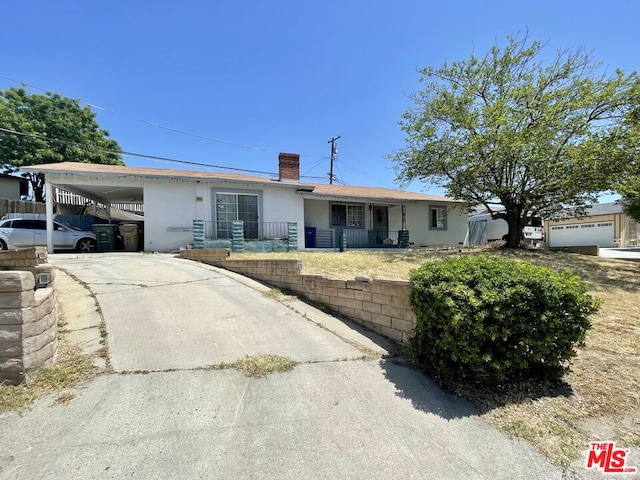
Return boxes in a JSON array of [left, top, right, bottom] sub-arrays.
[[232, 248, 640, 468]]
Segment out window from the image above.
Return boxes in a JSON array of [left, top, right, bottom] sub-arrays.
[[331, 204, 363, 228], [430, 206, 447, 230], [216, 193, 259, 239], [12, 220, 46, 230]]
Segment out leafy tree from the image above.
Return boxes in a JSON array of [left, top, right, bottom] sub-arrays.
[[0, 88, 123, 202], [617, 89, 640, 222], [392, 35, 640, 247], [620, 178, 640, 222]]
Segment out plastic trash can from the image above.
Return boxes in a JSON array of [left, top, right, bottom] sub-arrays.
[[92, 224, 119, 252], [119, 224, 140, 252], [305, 227, 316, 248]]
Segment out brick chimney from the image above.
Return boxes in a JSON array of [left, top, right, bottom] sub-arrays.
[[278, 152, 300, 183]]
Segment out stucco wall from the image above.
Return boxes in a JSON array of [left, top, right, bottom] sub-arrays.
[[144, 179, 305, 252], [144, 179, 204, 251], [405, 203, 467, 247], [303, 199, 327, 228]]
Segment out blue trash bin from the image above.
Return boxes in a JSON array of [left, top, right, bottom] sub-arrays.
[[305, 227, 316, 248]]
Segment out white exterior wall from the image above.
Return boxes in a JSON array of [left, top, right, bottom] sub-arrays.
[[144, 179, 206, 251], [304, 199, 328, 228], [259, 187, 304, 225], [405, 203, 467, 247], [144, 179, 305, 252]]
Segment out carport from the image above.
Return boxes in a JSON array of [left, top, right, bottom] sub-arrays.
[[22, 163, 144, 252]]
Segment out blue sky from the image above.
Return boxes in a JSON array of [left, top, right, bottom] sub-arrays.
[[1, 0, 639, 199]]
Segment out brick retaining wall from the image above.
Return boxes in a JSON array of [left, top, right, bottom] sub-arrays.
[[180, 249, 416, 343]]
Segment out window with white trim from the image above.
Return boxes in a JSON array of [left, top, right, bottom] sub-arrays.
[[331, 204, 364, 228]]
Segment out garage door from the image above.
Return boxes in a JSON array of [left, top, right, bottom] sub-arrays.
[[549, 221, 614, 247]]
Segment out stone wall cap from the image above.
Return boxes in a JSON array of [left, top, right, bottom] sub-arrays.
[[0, 271, 36, 292]]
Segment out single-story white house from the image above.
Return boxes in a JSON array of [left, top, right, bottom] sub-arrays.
[[546, 202, 637, 248], [24, 153, 468, 252]]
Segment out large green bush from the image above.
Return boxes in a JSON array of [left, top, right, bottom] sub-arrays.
[[409, 255, 600, 386]]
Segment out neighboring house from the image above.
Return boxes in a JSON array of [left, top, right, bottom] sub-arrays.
[[546, 202, 637, 248], [0, 174, 28, 200], [23, 154, 468, 252]]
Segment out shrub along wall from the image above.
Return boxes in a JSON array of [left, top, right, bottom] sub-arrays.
[[180, 249, 415, 343]]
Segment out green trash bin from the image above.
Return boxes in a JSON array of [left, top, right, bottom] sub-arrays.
[[92, 224, 119, 252]]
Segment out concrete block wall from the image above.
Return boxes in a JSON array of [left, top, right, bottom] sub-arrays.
[[180, 249, 416, 343], [0, 247, 55, 288], [0, 271, 58, 385], [181, 248, 231, 263]]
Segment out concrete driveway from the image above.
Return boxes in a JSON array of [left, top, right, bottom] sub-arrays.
[[0, 253, 563, 480], [49, 253, 367, 371]]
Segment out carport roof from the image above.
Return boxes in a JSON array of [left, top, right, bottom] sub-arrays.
[[24, 162, 459, 204]]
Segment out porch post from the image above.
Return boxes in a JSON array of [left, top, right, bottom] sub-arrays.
[[45, 181, 54, 253], [402, 204, 406, 230]]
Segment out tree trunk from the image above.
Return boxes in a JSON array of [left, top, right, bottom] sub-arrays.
[[29, 173, 46, 203], [504, 210, 524, 248]]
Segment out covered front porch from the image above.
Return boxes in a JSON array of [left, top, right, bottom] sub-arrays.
[[302, 198, 410, 249]]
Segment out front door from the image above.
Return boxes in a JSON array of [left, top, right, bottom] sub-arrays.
[[372, 206, 388, 244]]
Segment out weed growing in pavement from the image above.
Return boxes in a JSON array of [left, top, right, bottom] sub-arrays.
[[0, 340, 99, 413]]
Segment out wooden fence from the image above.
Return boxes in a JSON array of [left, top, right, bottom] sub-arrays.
[[0, 198, 45, 218]]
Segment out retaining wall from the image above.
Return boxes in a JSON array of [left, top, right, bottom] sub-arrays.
[[548, 245, 600, 256], [180, 249, 415, 343], [0, 247, 55, 289], [0, 271, 58, 385]]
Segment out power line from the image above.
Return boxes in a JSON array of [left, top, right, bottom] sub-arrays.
[[0, 75, 329, 160], [0, 126, 334, 181], [0, 127, 277, 176]]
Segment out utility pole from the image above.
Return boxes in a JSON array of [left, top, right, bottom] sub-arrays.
[[328, 135, 340, 184]]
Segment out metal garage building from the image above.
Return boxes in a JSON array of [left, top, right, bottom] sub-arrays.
[[546, 202, 637, 248]]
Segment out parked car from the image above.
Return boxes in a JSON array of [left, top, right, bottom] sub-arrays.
[[522, 217, 545, 244], [0, 217, 97, 252]]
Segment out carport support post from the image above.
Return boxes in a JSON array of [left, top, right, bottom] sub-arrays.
[[45, 180, 54, 253]]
